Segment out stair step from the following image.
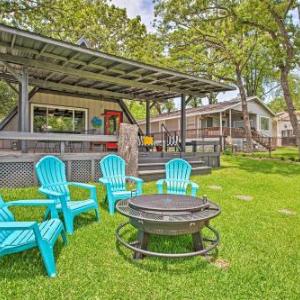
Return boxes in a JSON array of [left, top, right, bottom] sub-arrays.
[[138, 166, 211, 182], [138, 160, 204, 167]]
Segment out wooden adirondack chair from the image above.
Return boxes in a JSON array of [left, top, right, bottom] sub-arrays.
[[36, 156, 99, 234], [156, 158, 199, 196], [0, 196, 67, 277], [99, 154, 143, 214]]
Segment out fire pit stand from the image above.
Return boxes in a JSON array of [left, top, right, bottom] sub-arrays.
[[116, 194, 221, 259]]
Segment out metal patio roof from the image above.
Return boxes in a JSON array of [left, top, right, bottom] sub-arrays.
[[0, 23, 234, 101]]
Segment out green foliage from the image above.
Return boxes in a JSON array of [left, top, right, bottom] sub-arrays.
[[0, 156, 300, 298], [0, 80, 17, 121], [268, 75, 300, 113], [0, 0, 146, 58]]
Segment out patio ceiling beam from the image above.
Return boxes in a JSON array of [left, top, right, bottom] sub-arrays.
[[0, 53, 204, 97], [1, 40, 228, 93], [0, 61, 22, 82]]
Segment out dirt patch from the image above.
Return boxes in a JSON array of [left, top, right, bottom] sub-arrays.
[[278, 209, 296, 216], [235, 195, 253, 202], [212, 258, 230, 270]]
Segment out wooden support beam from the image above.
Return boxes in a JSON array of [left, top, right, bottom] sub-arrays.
[[146, 99, 150, 136], [0, 61, 22, 82], [3, 80, 18, 94], [180, 94, 186, 152], [0, 53, 203, 97]]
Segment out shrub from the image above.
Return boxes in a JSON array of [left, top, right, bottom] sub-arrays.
[[290, 157, 295, 161]]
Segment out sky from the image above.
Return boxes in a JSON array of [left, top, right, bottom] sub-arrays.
[[110, 0, 155, 32]]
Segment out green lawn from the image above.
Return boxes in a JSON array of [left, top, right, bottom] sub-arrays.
[[239, 146, 299, 161], [0, 156, 300, 299]]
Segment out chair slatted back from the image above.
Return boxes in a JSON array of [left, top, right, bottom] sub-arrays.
[[165, 159, 192, 194], [35, 156, 70, 201], [0, 196, 14, 244], [100, 154, 126, 192]]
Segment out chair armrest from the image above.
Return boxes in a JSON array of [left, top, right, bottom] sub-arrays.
[[99, 178, 110, 185], [6, 200, 58, 218], [6, 200, 56, 207], [0, 221, 37, 230], [68, 182, 97, 202], [125, 176, 143, 183], [156, 179, 166, 194], [68, 182, 96, 191], [189, 181, 199, 189], [188, 181, 199, 197], [39, 188, 64, 197], [156, 179, 166, 185]]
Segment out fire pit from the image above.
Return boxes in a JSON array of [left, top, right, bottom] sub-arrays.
[[116, 194, 221, 259]]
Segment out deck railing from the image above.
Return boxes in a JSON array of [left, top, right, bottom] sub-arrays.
[[0, 131, 118, 154]]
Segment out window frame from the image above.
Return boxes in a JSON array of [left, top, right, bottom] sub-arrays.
[[31, 104, 88, 133], [259, 116, 270, 131]]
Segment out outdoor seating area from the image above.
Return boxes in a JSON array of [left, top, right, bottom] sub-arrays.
[[0, 2, 299, 298], [0, 154, 218, 276], [0, 154, 299, 298]]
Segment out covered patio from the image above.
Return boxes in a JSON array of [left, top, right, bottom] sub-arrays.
[[0, 23, 233, 153]]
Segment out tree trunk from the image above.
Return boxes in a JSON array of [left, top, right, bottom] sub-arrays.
[[118, 123, 139, 177], [280, 66, 300, 157], [236, 70, 253, 152]]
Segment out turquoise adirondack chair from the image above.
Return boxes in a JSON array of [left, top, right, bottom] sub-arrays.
[[36, 156, 99, 234], [0, 196, 67, 277], [156, 158, 199, 196], [99, 154, 143, 214]]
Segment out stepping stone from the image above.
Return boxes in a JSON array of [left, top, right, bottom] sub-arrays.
[[208, 185, 222, 191], [278, 209, 296, 216], [212, 258, 230, 270], [235, 195, 253, 202]]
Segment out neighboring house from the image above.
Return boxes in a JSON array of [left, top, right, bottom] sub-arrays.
[[138, 96, 275, 149], [273, 111, 300, 146]]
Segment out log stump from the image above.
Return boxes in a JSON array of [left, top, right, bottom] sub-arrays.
[[118, 123, 138, 177]]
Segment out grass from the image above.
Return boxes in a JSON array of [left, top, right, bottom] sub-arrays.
[[0, 156, 300, 299], [238, 146, 299, 161]]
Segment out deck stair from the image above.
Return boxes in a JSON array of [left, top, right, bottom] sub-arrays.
[[251, 130, 276, 151], [138, 153, 211, 181]]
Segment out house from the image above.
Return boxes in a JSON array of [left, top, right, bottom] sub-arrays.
[[273, 111, 300, 146], [138, 96, 275, 150], [0, 23, 233, 187]]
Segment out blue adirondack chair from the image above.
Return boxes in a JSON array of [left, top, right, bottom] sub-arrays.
[[99, 154, 143, 214], [36, 156, 99, 234], [0, 196, 67, 277], [156, 158, 199, 196]]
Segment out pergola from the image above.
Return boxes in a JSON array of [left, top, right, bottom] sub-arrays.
[[0, 23, 234, 151]]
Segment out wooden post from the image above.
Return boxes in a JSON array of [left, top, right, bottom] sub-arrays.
[[146, 100, 150, 136], [229, 109, 232, 138], [180, 94, 186, 152], [118, 123, 139, 177], [219, 112, 223, 136], [20, 67, 29, 152]]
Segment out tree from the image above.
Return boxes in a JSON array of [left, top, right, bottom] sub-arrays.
[[0, 0, 147, 58], [235, 0, 300, 154], [268, 74, 300, 113], [154, 0, 265, 151], [0, 80, 17, 121]]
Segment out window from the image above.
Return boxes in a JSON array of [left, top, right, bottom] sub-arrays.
[[32, 105, 87, 133], [207, 117, 213, 128], [260, 116, 269, 131]]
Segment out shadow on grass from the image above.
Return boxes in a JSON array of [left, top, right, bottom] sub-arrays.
[[115, 229, 218, 274]]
